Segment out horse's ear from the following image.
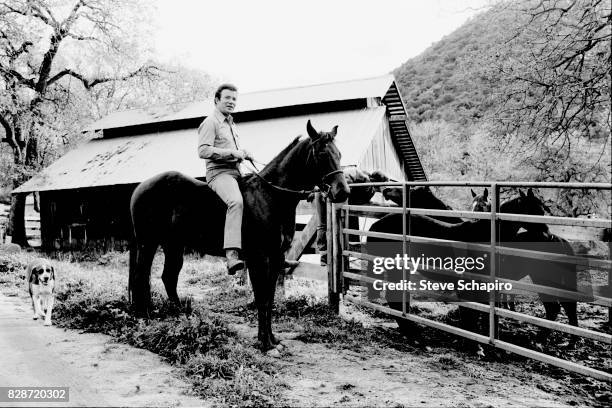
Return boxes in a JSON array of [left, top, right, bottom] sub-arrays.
[[306, 120, 320, 140], [471, 189, 476, 198], [483, 188, 488, 199], [527, 188, 535, 198], [331, 125, 338, 138], [519, 189, 526, 198]]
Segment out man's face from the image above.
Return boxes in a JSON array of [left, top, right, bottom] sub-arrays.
[[215, 89, 237, 115]]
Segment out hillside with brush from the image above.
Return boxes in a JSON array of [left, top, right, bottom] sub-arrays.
[[392, 0, 611, 217], [393, 7, 508, 125]]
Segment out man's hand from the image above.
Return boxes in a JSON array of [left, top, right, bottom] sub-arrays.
[[231, 149, 255, 162], [241, 149, 254, 161], [234, 149, 254, 161], [232, 149, 245, 161]]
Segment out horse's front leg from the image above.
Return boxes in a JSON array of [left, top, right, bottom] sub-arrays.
[[248, 256, 276, 351], [266, 253, 283, 347]]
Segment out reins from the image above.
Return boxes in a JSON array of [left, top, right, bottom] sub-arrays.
[[243, 149, 343, 199], [245, 160, 318, 198]]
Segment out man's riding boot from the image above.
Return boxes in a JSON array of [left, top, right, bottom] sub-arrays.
[[226, 248, 244, 275]]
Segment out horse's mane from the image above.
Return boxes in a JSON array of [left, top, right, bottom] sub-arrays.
[[261, 136, 304, 173], [499, 193, 549, 235], [499, 194, 522, 213], [410, 186, 452, 210]]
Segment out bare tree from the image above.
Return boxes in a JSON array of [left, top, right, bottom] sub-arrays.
[[484, 0, 610, 150], [0, 0, 159, 245], [466, 0, 612, 217]]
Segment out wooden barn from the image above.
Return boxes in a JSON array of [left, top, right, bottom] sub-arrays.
[[13, 75, 426, 250]]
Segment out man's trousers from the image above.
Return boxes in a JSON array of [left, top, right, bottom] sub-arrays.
[[208, 172, 243, 249]]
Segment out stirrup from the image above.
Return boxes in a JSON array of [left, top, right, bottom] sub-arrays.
[[227, 259, 245, 275]]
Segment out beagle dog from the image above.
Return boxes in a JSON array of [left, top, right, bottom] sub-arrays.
[[26, 259, 56, 326]]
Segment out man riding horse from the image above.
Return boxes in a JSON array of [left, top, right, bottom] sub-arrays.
[[198, 83, 253, 275], [130, 118, 350, 351]]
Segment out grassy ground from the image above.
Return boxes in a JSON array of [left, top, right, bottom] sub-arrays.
[[1, 250, 283, 407], [1, 249, 610, 407]]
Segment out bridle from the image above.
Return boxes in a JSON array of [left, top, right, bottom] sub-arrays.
[[244, 140, 344, 199], [318, 169, 344, 195], [471, 196, 491, 212]]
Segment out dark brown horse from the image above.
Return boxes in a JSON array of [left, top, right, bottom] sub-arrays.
[[501, 230, 579, 326], [382, 186, 464, 224], [470, 188, 578, 326], [367, 188, 549, 332], [129, 120, 349, 351], [364, 185, 462, 300]]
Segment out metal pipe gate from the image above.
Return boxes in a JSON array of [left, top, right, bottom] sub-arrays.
[[326, 181, 612, 382]]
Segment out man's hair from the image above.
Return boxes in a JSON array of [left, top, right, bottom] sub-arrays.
[[214, 83, 238, 101]]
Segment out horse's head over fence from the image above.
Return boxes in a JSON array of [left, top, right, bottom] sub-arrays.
[[382, 187, 401, 205], [500, 188, 549, 234], [305, 120, 350, 203], [382, 186, 452, 211], [471, 188, 491, 212], [368, 170, 390, 186]]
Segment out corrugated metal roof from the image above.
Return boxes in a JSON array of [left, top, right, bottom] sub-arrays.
[[14, 107, 386, 193], [85, 75, 394, 131]]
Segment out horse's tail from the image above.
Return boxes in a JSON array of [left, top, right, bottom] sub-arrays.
[[127, 181, 157, 316], [128, 187, 138, 305], [128, 239, 136, 304]]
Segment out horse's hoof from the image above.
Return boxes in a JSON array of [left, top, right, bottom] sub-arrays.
[[266, 348, 281, 358], [133, 305, 150, 318]]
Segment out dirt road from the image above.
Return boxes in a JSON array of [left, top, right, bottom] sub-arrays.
[[277, 336, 576, 407], [0, 294, 208, 407]]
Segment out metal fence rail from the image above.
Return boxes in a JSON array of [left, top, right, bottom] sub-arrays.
[[343, 228, 612, 270], [343, 251, 612, 307], [327, 180, 612, 382]]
